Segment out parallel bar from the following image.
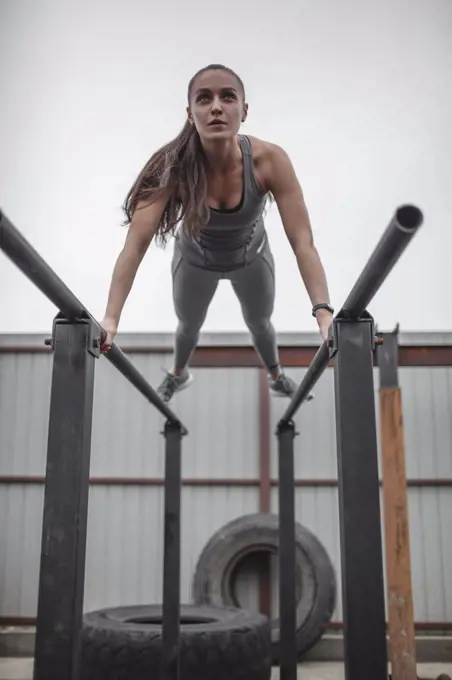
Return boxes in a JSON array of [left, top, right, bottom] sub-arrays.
[[277, 420, 298, 680], [106, 344, 186, 428], [33, 321, 96, 680], [378, 332, 417, 680], [280, 340, 330, 424], [333, 318, 387, 680], [0, 211, 85, 319], [0, 210, 186, 429], [161, 422, 183, 680], [279, 204, 423, 426], [341, 205, 423, 319]]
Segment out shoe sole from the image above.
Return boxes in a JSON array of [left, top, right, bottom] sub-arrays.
[[159, 374, 194, 403], [270, 389, 315, 400]]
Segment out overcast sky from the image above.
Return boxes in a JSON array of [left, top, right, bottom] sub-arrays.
[[1, 0, 451, 335]]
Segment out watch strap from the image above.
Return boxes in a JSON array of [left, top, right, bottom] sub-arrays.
[[312, 303, 334, 317]]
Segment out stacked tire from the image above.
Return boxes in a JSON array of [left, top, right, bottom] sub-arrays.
[[79, 513, 336, 678], [79, 604, 272, 680], [192, 513, 337, 663]]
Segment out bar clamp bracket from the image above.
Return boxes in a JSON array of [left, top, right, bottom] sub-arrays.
[[44, 312, 105, 359], [329, 309, 377, 354]]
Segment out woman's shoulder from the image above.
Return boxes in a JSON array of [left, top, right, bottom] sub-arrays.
[[243, 134, 272, 157], [244, 134, 292, 191], [244, 134, 290, 164]]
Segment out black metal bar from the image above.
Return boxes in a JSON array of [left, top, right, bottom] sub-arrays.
[[106, 345, 187, 430], [0, 210, 85, 319], [277, 420, 297, 680], [0, 210, 187, 430], [341, 205, 423, 319], [377, 327, 399, 388], [278, 204, 423, 426], [33, 320, 96, 680], [280, 340, 331, 424], [161, 421, 183, 680], [333, 317, 388, 680]]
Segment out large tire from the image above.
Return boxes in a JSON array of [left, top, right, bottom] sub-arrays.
[[79, 603, 272, 680], [192, 513, 336, 662]]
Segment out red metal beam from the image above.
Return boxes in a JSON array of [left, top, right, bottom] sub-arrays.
[[1, 344, 452, 366]]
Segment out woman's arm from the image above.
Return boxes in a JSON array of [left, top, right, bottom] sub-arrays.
[[262, 142, 333, 341], [100, 193, 169, 350]]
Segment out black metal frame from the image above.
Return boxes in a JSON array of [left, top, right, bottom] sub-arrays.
[[34, 318, 97, 680], [277, 420, 298, 680], [1, 203, 423, 680], [276, 205, 423, 680], [0, 211, 187, 680], [377, 325, 400, 389]]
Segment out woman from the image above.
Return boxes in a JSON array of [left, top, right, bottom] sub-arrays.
[[99, 63, 334, 403]]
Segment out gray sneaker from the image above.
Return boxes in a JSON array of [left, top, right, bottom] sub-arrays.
[[269, 372, 314, 401], [157, 370, 193, 403]]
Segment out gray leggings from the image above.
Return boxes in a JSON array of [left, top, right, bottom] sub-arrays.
[[171, 243, 279, 371]]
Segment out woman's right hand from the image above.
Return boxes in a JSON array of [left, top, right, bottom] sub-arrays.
[[99, 316, 118, 353]]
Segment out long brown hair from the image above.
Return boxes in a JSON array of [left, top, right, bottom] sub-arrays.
[[122, 64, 246, 246]]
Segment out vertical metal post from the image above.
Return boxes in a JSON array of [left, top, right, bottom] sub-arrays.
[[34, 320, 97, 680], [161, 421, 183, 680], [258, 369, 271, 618], [333, 316, 388, 680], [277, 420, 297, 680]]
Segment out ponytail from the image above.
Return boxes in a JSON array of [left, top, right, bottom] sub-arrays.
[[122, 120, 208, 246]]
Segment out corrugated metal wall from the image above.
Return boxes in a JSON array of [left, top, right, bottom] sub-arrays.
[[0, 338, 451, 626]]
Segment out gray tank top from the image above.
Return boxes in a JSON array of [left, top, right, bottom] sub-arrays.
[[175, 135, 268, 271]]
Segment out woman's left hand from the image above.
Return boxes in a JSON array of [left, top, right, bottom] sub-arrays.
[[316, 309, 334, 343]]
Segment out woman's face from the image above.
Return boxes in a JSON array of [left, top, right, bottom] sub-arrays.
[[187, 69, 248, 140]]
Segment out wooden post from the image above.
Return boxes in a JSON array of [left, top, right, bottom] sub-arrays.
[[378, 329, 417, 680]]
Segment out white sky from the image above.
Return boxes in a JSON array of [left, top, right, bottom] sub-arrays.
[[1, 0, 451, 335]]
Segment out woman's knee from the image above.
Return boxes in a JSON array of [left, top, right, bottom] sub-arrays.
[[176, 318, 203, 339], [244, 315, 274, 338]]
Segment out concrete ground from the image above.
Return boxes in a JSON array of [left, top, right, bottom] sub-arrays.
[[1, 658, 451, 679]]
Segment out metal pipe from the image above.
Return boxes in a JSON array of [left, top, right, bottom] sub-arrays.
[[106, 344, 187, 430], [278, 204, 423, 425], [280, 341, 331, 425], [341, 205, 423, 319], [0, 210, 85, 319], [0, 210, 186, 430]]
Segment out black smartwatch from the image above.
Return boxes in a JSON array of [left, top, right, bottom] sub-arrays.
[[312, 303, 334, 317]]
